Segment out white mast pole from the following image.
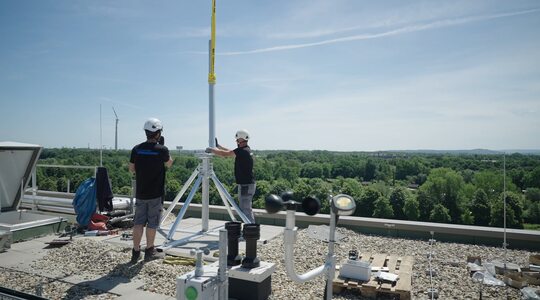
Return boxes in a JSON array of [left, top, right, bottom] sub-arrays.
[[503, 153, 507, 270], [200, 0, 217, 232], [100, 104, 103, 167], [113, 107, 119, 151], [208, 0, 216, 148]]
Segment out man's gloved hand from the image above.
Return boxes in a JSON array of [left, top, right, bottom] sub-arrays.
[[158, 136, 165, 145], [215, 137, 220, 148], [205, 147, 213, 154]]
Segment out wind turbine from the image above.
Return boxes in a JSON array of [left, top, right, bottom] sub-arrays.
[[112, 107, 119, 150]]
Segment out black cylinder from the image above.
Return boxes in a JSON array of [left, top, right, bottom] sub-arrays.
[[225, 221, 242, 266], [241, 223, 261, 269]]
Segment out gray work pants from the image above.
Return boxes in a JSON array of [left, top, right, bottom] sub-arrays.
[[238, 183, 256, 224]]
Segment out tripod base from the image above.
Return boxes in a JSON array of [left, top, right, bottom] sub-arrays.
[[158, 153, 250, 251]]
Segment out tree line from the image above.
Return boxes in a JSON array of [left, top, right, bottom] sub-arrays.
[[36, 148, 540, 229]]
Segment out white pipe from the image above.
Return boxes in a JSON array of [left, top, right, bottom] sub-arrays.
[[202, 156, 209, 232], [208, 40, 216, 148], [283, 209, 328, 282], [218, 229, 228, 300], [22, 195, 131, 210], [325, 210, 337, 300], [100, 104, 103, 167], [503, 153, 507, 270]]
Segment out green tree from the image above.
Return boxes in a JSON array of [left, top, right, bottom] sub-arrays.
[[403, 196, 420, 220], [375, 161, 394, 183], [395, 158, 426, 180], [165, 179, 181, 202], [300, 162, 324, 179], [57, 177, 69, 192], [474, 170, 518, 201], [118, 186, 132, 196], [254, 159, 274, 181], [40, 177, 57, 191], [418, 168, 465, 223], [417, 189, 434, 221], [389, 187, 408, 220], [526, 188, 540, 203], [525, 166, 540, 188], [373, 196, 394, 218], [275, 159, 301, 181], [471, 189, 491, 226], [338, 178, 364, 201], [356, 187, 381, 217], [524, 188, 540, 224], [430, 204, 451, 223], [524, 202, 540, 224], [364, 159, 376, 181], [490, 191, 524, 229], [270, 178, 293, 196], [461, 209, 474, 225]]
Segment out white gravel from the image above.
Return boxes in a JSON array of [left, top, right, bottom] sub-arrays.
[[0, 228, 537, 299]]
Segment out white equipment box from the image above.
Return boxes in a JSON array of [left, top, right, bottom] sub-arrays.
[[177, 264, 220, 300], [339, 259, 371, 281]]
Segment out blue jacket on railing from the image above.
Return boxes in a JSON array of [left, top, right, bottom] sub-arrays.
[[72, 178, 97, 226]]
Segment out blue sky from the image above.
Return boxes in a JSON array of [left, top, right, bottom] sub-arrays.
[[1, 0, 539, 151]]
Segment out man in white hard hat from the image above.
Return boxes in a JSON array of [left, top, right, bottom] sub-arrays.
[[128, 118, 173, 263], [206, 129, 256, 223]]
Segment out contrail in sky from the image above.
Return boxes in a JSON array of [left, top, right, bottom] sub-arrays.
[[219, 8, 540, 56]]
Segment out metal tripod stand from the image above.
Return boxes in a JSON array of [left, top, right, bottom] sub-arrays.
[[157, 0, 247, 250], [158, 152, 250, 250]]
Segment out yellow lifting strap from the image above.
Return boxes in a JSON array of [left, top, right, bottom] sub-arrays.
[[163, 255, 198, 266], [208, 0, 217, 84]]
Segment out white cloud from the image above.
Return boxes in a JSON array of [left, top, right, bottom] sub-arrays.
[[211, 53, 540, 150], [219, 8, 540, 55]]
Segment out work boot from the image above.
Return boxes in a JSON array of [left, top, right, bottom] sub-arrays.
[[130, 248, 141, 263], [144, 246, 159, 262]]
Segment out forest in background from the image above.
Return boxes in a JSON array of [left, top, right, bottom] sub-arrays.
[[36, 148, 540, 230]]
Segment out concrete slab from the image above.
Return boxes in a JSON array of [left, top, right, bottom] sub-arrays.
[[0, 237, 73, 278], [116, 290, 175, 300], [8, 238, 48, 253], [62, 272, 143, 294]]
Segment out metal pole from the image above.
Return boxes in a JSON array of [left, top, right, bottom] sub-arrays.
[[201, 156, 210, 232], [503, 153, 507, 271], [208, 0, 216, 148], [130, 179, 136, 215], [113, 107, 119, 151], [32, 170, 37, 210], [160, 166, 200, 225], [209, 41, 216, 148], [203, 0, 216, 232], [99, 104, 103, 166], [218, 229, 228, 300], [115, 118, 118, 151], [326, 211, 337, 300], [167, 176, 203, 240]]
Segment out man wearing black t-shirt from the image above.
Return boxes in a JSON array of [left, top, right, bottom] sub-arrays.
[[206, 129, 256, 223], [129, 118, 173, 263]]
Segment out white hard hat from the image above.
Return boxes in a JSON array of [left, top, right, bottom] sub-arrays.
[[144, 118, 163, 132], [235, 129, 250, 141]]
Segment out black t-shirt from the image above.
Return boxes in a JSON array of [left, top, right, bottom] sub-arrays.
[[130, 142, 170, 199], [233, 146, 254, 184]]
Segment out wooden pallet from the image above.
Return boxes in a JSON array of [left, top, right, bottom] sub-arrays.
[[333, 253, 414, 300]]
